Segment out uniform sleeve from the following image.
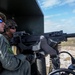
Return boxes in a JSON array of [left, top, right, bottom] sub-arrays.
[[0, 34, 26, 71]]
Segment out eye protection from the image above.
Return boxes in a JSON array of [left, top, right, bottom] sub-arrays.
[[9, 26, 17, 29], [0, 19, 3, 23]]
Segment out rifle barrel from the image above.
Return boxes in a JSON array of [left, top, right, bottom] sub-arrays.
[[67, 33, 75, 38]]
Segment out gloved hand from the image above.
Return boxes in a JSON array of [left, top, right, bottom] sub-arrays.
[[32, 35, 57, 57], [32, 42, 41, 51], [32, 41, 46, 56], [40, 35, 57, 57]]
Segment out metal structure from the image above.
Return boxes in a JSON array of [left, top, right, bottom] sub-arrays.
[[0, 0, 44, 35], [0, 0, 46, 75]]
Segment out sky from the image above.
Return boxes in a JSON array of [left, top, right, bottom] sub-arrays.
[[37, 0, 75, 33]]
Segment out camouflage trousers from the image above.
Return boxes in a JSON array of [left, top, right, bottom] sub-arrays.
[[1, 60, 31, 75]]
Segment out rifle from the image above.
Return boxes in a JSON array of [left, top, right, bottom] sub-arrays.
[[10, 30, 75, 74], [11, 30, 75, 47]]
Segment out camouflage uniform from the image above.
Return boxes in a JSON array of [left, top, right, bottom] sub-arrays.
[[3, 19, 19, 55], [0, 28, 31, 75], [0, 17, 31, 75]]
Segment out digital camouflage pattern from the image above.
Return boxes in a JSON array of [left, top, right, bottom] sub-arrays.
[[5, 19, 17, 29], [0, 34, 31, 75]]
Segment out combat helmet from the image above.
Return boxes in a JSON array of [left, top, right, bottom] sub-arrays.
[[5, 19, 17, 29], [0, 12, 6, 22]]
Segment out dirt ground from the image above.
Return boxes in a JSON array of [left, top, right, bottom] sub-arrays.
[[59, 46, 75, 68], [45, 46, 75, 74]]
